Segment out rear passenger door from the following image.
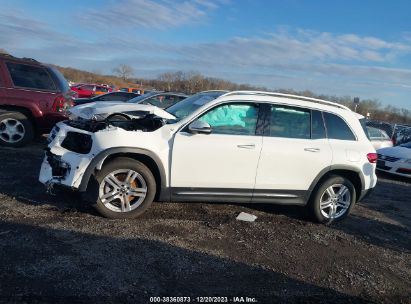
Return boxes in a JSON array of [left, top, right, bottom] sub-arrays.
[[253, 105, 332, 203]]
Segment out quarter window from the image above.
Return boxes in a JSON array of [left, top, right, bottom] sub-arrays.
[[198, 103, 259, 136], [269, 105, 310, 139], [323, 112, 356, 141], [6, 62, 56, 90]]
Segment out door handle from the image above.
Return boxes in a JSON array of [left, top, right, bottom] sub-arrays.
[[237, 144, 255, 149], [304, 147, 320, 152]]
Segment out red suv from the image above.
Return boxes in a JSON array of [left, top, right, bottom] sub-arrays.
[[0, 54, 75, 147]]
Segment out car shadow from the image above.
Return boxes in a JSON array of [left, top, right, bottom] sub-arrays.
[[0, 219, 367, 303]]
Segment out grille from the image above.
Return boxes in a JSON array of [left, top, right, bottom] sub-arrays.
[[377, 154, 400, 162]]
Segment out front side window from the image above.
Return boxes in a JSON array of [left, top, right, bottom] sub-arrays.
[[198, 103, 259, 136], [6, 62, 56, 90], [269, 105, 310, 139], [323, 112, 356, 141]]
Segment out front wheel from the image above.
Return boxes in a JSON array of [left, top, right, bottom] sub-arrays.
[[94, 157, 156, 219], [309, 175, 356, 224]]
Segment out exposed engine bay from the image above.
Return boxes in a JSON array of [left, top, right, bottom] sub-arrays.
[[64, 113, 166, 133]]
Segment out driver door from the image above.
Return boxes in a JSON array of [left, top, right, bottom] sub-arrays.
[[170, 102, 263, 202]]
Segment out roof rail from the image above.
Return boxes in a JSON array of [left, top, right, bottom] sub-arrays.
[[222, 90, 352, 111]]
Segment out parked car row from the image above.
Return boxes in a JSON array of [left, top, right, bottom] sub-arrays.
[[2, 54, 408, 223], [0, 54, 189, 147]]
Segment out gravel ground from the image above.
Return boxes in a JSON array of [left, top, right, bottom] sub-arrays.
[[0, 140, 410, 303]]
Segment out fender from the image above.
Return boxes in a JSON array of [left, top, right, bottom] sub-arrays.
[[78, 147, 167, 192], [307, 164, 365, 198]]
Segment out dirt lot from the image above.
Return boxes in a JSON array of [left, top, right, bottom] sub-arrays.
[[0, 140, 410, 303]]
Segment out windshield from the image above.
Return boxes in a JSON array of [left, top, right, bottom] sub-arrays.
[[166, 91, 227, 121], [127, 91, 159, 103]]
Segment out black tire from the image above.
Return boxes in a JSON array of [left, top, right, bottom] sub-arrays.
[[309, 175, 356, 224], [0, 111, 34, 147], [93, 157, 156, 219]]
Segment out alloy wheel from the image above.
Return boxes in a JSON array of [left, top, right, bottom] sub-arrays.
[[0, 118, 26, 143], [98, 169, 148, 213], [319, 184, 351, 219]]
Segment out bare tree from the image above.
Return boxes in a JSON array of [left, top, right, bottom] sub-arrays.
[[113, 64, 135, 81]]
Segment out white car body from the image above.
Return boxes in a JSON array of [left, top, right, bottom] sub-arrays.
[[39, 91, 377, 220], [377, 144, 411, 177]]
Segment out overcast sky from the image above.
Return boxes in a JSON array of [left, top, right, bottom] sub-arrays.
[[1, 0, 411, 109]]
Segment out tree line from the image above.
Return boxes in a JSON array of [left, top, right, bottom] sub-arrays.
[[56, 65, 411, 125]]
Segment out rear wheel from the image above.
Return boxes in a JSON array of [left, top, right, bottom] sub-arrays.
[[94, 157, 156, 219], [309, 175, 356, 224], [0, 111, 34, 147]]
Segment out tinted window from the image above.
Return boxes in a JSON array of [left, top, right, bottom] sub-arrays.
[[81, 85, 94, 91], [96, 86, 108, 92], [312, 110, 326, 139], [199, 103, 258, 136], [6, 62, 56, 90], [323, 112, 356, 140], [269, 105, 310, 139]]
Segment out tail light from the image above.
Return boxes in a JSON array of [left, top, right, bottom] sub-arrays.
[[52, 95, 74, 112], [367, 153, 378, 163], [52, 95, 65, 112]]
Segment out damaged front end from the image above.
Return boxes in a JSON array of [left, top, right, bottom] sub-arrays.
[[65, 102, 176, 133], [39, 103, 174, 192], [64, 113, 166, 133]]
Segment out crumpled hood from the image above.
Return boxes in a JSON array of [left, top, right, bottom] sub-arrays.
[[377, 146, 411, 159], [69, 101, 176, 120]]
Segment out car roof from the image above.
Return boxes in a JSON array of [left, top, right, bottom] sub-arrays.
[[212, 90, 355, 116]]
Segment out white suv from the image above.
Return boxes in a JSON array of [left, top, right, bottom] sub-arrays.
[[39, 91, 377, 223]]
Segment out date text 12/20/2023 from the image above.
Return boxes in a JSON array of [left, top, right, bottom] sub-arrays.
[[149, 296, 258, 303]]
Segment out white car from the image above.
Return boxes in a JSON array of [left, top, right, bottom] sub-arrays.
[[366, 126, 393, 150], [377, 142, 411, 177], [39, 90, 377, 223]]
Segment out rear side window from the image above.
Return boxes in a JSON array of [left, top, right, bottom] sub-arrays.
[[323, 112, 356, 141], [269, 105, 311, 139], [6, 62, 56, 90], [47, 67, 70, 93]]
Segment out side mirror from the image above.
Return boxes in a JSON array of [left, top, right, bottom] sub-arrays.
[[188, 120, 212, 134]]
